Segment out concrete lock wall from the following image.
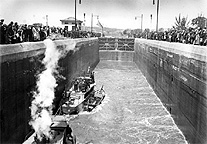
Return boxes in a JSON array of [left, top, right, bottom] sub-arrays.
[[0, 38, 99, 143], [134, 38, 207, 144]]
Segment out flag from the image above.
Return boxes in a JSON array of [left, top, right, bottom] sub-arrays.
[[153, 0, 155, 5], [97, 20, 103, 29]]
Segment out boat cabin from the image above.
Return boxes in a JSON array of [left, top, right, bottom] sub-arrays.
[[23, 116, 74, 144]]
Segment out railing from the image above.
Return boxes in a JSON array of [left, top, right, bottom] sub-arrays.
[[98, 37, 135, 51]]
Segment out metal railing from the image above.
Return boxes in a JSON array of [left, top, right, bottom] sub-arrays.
[[98, 37, 135, 51]]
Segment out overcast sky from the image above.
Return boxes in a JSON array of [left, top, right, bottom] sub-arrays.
[[1, 0, 207, 29]]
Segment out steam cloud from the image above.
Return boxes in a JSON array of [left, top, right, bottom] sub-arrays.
[[29, 39, 76, 140]]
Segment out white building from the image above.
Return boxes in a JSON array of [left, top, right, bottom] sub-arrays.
[[60, 17, 83, 31]]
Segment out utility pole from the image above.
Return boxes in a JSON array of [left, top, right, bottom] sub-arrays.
[[153, 0, 160, 32], [156, 0, 159, 32], [83, 13, 86, 31], [150, 14, 152, 31], [74, 0, 82, 31], [75, 0, 77, 31]]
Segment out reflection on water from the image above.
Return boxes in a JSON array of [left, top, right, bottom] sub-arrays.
[[69, 61, 188, 144]]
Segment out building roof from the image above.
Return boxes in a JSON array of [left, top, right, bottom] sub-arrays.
[[60, 17, 83, 23]]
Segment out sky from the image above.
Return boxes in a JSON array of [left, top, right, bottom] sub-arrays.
[[1, 0, 207, 30]]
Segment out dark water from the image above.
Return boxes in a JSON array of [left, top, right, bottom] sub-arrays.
[[69, 61, 188, 144]]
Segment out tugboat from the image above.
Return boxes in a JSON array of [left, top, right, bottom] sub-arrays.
[[83, 86, 105, 112], [60, 68, 96, 115], [23, 115, 76, 144], [61, 85, 95, 115]]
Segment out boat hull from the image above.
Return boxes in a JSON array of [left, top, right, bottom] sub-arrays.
[[83, 90, 105, 112]]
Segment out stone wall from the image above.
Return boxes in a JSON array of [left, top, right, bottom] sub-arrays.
[[134, 38, 207, 144], [0, 38, 99, 143]]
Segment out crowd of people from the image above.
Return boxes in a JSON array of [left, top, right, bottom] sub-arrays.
[[134, 27, 207, 46], [0, 19, 101, 44], [1, 19, 207, 46]]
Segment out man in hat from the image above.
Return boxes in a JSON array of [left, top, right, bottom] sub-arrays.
[[5, 21, 15, 44]]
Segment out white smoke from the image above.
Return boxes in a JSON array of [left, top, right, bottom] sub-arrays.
[[29, 39, 76, 140]]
